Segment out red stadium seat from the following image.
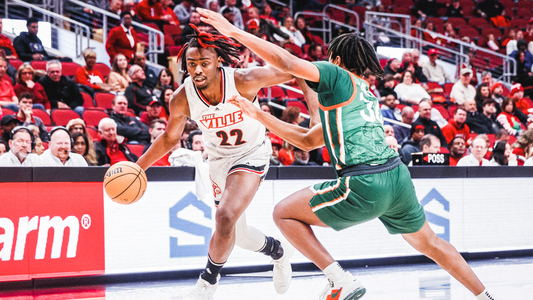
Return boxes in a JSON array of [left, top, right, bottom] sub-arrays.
[[510, 19, 528, 30], [283, 42, 303, 57], [468, 17, 489, 29], [1, 107, 15, 116], [126, 110, 137, 118], [394, 0, 414, 7], [87, 127, 100, 142], [95, 92, 115, 110], [169, 45, 182, 57], [31, 61, 47, 71], [392, 7, 411, 15], [448, 104, 458, 117], [425, 17, 444, 29], [433, 104, 450, 120], [459, 27, 480, 40], [286, 100, 308, 114], [447, 17, 467, 29], [81, 92, 95, 108], [127, 144, 145, 158], [443, 83, 454, 96], [481, 27, 502, 39], [285, 88, 304, 99], [83, 109, 109, 128], [93, 63, 111, 79], [61, 62, 81, 77], [51, 109, 80, 126], [267, 86, 286, 99], [33, 109, 52, 126], [516, 7, 533, 19], [517, 1, 533, 9], [163, 24, 182, 37], [9, 59, 23, 70]]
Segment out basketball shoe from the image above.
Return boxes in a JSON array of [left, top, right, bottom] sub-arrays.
[[271, 239, 294, 294], [184, 274, 220, 300], [318, 272, 366, 300]]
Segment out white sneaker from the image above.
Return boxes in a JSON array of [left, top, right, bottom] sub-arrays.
[[272, 238, 294, 294], [184, 274, 220, 300], [318, 272, 366, 300]]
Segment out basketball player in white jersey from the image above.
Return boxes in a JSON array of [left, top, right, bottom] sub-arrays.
[[136, 25, 296, 299]]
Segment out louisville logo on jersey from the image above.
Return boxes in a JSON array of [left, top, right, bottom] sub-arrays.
[[199, 111, 244, 129]]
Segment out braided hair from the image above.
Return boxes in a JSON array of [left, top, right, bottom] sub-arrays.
[[327, 33, 384, 78], [178, 24, 241, 75]]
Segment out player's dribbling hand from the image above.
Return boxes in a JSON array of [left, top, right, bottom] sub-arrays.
[[227, 95, 259, 119], [197, 8, 237, 38]]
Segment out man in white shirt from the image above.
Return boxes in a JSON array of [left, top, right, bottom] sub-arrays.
[[457, 136, 495, 166], [0, 126, 39, 166], [37, 127, 88, 166], [450, 68, 476, 105], [174, 0, 194, 24], [219, 0, 243, 30], [422, 49, 452, 84]]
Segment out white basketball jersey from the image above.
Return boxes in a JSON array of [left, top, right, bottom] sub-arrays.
[[184, 67, 269, 158]]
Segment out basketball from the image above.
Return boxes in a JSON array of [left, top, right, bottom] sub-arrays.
[[103, 161, 147, 205]]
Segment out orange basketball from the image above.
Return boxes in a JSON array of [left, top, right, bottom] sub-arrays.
[[103, 161, 147, 205]]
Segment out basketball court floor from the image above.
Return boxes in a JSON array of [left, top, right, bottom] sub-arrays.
[[0, 256, 531, 299]]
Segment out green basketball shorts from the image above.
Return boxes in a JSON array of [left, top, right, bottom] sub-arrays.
[[309, 164, 426, 234]]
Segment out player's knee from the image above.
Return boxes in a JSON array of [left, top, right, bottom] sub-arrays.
[[272, 201, 287, 225], [215, 207, 238, 232]]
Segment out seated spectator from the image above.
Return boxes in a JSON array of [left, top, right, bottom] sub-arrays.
[[474, 83, 491, 113], [143, 119, 173, 166], [466, 98, 499, 134], [378, 74, 398, 100], [476, 0, 504, 20], [507, 30, 523, 55], [481, 71, 495, 88], [137, 0, 175, 27], [0, 115, 22, 151], [15, 93, 49, 142], [394, 71, 431, 105], [423, 49, 452, 84], [295, 16, 315, 45], [125, 64, 156, 115], [450, 67, 476, 105], [133, 52, 157, 90], [110, 95, 150, 144], [13, 63, 49, 112], [174, 0, 194, 25], [161, 0, 180, 26], [422, 21, 439, 45], [37, 127, 88, 166], [381, 94, 401, 124], [383, 125, 395, 137], [140, 100, 163, 126], [411, 99, 448, 148], [491, 82, 505, 111], [247, 7, 290, 44], [303, 43, 324, 62], [383, 58, 402, 80], [420, 134, 441, 154], [486, 34, 500, 52], [443, 23, 457, 43], [71, 132, 98, 165], [75, 48, 110, 93], [153, 68, 175, 99], [94, 118, 138, 166], [181, 11, 203, 44], [39, 60, 84, 116], [511, 129, 533, 164], [278, 16, 306, 47], [206, 0, 219, 12], [219, 0, 244, 30], [442, 106, 470, 145], [497, 97, 526, 137], [393, 106, 415, 144], [269, 133, 282, 166], [281, 106, 303, 125], [0, 140, 5, 155], [187, 129, 208, 160], [363, 71, 380, 98], [448, 136, 466, 166], [106, 11, 138, 64], [399, 51, 412, 73], [0, 126, 39, 166], [0, 57, 18, 111], [510, 83, 531, 116], [109, 0, 122, 15], [66, 118, 96, 156], [13, 18, 49, 62], [463, 53, 478, 86], [0, 18, 17, 59], [291, 147, 317, 166], [510, 39, 533, 71], [159, 86, 173, 121], [400, 125, 424, 165], [457, 136, 493, 166], [386, 136, 399, 153], [107, 54, 131, 93], [445, 0, 463, 18], [490, 141, 517, 166], [513, 51, 533, 90], [490, 9, 510, 28]]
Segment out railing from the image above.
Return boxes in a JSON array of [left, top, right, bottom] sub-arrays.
[[67, 0, 164, 64], [5, 0, 90, 59], [294, 4, 359, 44], [365, 11, 412, 48]]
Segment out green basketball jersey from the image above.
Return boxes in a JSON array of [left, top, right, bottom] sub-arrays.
[[306, 61, 397, 171]]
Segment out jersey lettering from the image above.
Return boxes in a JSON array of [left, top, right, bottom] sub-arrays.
[[199, 111, 244, 129], [215, 129, 247, 146]]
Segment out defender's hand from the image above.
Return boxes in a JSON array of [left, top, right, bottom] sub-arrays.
[[197, 8, 238, 38], [227, 95, 259, 119]]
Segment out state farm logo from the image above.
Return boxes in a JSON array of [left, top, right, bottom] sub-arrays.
[[0, 214, 90, 261]]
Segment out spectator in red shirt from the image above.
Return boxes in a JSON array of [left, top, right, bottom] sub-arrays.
[[302, 43, 324, 62], [442, 106, 471, 145], [0, 57, 18, 112], [105, 11, 138, 64], [94, 117, 138, 166], [161, 0, 179, 25], [0, 18, 17, 59], [140, 100, 162, 126], [448, 136, 466, 166], [136, 0, 175, 28], [510, 83, 531, 116], [13, 63, 50, 112], [75, 48, 110, 93]]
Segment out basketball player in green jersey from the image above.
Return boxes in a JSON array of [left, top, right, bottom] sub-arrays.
[[198, 8, 499, 300]]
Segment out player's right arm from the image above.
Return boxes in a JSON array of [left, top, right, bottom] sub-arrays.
[[197, 8, 320, 83], [137, 87, 190, 170], [228, 95, 324, 151]]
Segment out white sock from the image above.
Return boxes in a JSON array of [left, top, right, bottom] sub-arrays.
[[475, 289, 496, 300], [323, 262, 349, 283]]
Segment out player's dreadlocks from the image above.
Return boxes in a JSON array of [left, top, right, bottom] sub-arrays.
[[327, 33, 384, 78], [178, 24, 241, 75]]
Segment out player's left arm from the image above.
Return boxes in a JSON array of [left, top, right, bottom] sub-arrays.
[[296, 78, 320, 127], [234, 65, 294, 100], [228, 95, 324, 151]]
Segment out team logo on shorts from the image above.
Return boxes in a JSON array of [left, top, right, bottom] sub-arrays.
[[210, 177, 222, 198]]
